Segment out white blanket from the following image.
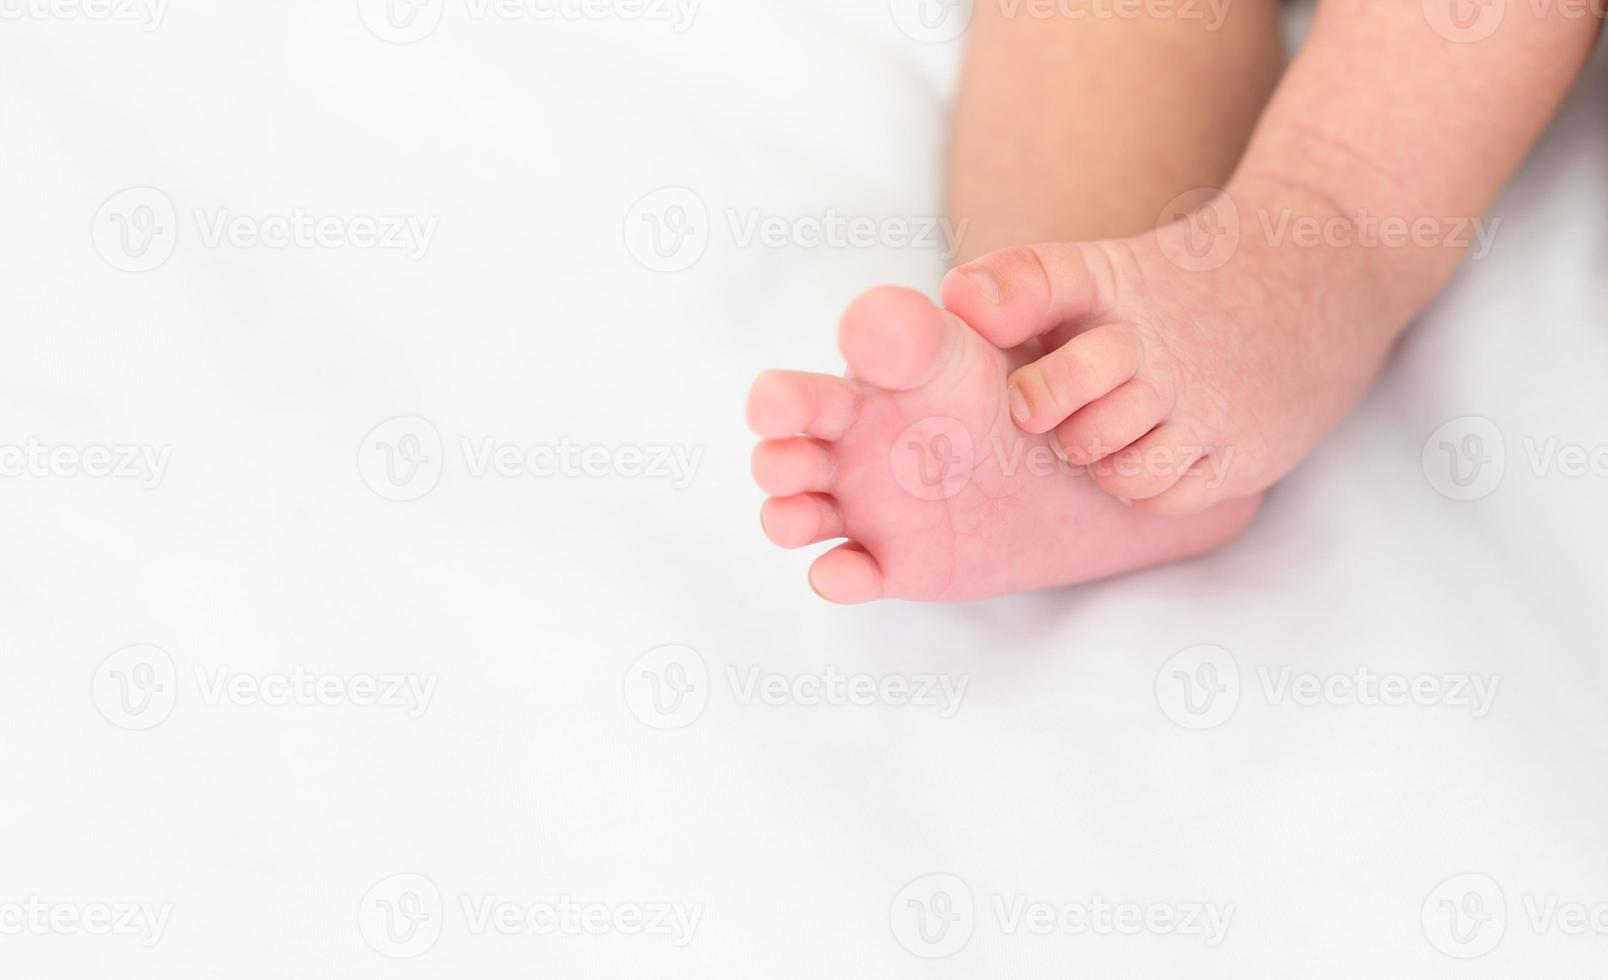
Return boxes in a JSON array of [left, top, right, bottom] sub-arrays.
[[3, 1, 1606, 975]]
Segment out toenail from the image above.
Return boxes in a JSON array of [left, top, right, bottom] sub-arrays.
[[963, 269, 1001, 304], [1008, 383, 1030, 425]]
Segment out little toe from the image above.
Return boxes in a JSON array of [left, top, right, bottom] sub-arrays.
[[940, 241, 1113, 349], [750, 438, 835, 497], [1052, 377, 1173, 465], [837, 286, 959, 391], [1089, 423, 1209, 501], [1128, 455, 1237, 516], [1008, 321, 1144, 433], [808, 542, 884, 605], [760, 493, 846, 549], [746, 370, 861, 440]]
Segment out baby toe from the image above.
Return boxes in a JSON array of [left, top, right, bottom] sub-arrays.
[[1129, 456, 1240, 516], [1008, 321, 1144, 433], [808, 542, 884, 605], [746, 370, 860, 441], [940, 242, 1111, 349], [1089, 423, 1208, 501], [750, 438, 835, 497], [1052, 376, 1172, 465], [760, 493, 846, 549], [837, 286, 958, 392]]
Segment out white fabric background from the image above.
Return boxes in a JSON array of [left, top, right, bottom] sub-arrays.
[[2, 0, 1606, 976]]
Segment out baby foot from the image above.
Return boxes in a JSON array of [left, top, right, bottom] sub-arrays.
[[746, 286, 1261, 604], [941, 185, 1398, 515]]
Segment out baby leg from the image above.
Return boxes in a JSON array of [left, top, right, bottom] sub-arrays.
[[949, 0, 1285, 259]]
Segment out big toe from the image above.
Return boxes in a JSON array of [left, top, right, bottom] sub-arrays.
[[837, 286, 958, 392]]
